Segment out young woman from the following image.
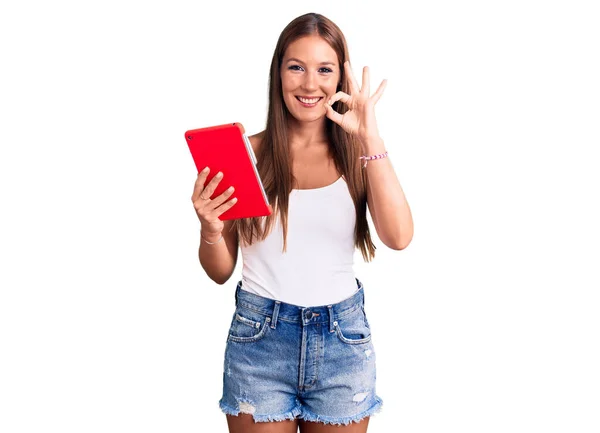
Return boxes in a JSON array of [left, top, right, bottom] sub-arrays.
[[192, 12, 413, 433]]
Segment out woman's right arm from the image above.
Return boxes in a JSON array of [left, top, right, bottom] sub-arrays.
[[192, 168, 239, 285], [194, 133, 262, 285], [198, 219, 238, 285]]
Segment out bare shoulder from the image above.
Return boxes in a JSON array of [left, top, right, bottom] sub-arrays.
[[248, 130, 265, 155]]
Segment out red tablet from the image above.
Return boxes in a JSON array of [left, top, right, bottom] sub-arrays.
[[185, 122, 271, 220]]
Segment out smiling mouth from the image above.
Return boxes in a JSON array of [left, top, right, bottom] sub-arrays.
[[295, 96, 323, 106]]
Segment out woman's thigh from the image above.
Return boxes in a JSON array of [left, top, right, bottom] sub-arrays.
[[226, 413, 299, 433], [298, 417, 370, 432]]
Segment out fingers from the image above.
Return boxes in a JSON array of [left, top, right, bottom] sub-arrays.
[[213, 195, 238, 218], [326, 91, 351, 126], [344, 61, 360, 94], [192, 168, 222, 208], [191, 167, 211, 202], [371, 79, 387, 104], [325, 103, 344, 125], [192, 169, 238, 219], [328, 91, 351, 106], [362, 66, 370, 97], [200, 170, 223, 200], [209, 185, 236, 210], [348, 63, 385, 104]]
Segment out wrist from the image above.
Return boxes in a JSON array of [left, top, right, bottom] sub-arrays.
[[359, 135, 385, 154], [200, 229, 223, 244]]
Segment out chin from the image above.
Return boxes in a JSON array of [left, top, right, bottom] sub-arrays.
[[293, 114, 325, 124], [287, 107, 326, 123]]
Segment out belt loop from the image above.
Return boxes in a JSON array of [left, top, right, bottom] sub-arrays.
[[327, 305, 335, 333], [270, 301, 281, 329]]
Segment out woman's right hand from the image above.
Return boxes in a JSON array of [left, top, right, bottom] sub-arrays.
[[191, 167, 238, 238]]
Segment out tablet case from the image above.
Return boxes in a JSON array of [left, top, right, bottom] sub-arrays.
[[185, 122, 271, 220]]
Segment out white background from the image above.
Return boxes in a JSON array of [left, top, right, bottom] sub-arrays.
[[1, 0, 599, 432]]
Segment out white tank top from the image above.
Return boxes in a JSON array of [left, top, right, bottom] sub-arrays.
[[239, 175, 359, 307]]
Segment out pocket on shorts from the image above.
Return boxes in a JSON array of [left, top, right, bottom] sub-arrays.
[[227, 306, 271, 343], [334, 306, 372, 345]]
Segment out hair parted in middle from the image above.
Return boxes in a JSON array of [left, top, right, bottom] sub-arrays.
[[232, 12, 377, 262]]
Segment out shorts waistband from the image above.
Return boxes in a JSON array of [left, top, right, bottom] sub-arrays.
[[234, 278, 365, 328]]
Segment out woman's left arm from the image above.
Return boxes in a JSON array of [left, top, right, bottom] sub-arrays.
[[325, 61, 414, 250], [361, 136, 413, 250]]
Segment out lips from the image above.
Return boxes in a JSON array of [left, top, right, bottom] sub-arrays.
[[295, 96, 323, 107]]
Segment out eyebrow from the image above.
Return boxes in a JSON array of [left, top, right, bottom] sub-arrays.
[[285, 58, 337, 66]]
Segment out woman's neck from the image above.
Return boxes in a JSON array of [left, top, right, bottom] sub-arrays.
[[287, 117, 328, 149]]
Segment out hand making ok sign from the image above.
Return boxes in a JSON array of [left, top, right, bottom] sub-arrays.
[[325, 61, 387, 145]]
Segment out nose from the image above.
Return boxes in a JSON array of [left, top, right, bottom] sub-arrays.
[[302, 71, 318, 92]]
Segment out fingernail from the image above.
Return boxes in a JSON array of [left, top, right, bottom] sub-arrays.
[[217, 171, 223, 177], [201, 167, 209, 173], [228, 186, 234, 191]]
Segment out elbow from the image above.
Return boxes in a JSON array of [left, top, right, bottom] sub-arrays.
[[200, 258, 237, 286], [389, 241, 409, 251], [395, 240, 411, 250], [375, 218, 414, 251], [211, 270, 236, 286], [200, 267, 229, 286], [396, 224, 414, 250], [389, 231, 413, 251], [208, 273, 230, 286], [211, 276, 226, 285]]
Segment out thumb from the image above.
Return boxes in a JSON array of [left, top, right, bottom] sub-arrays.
[[325, 103, 343, 125]]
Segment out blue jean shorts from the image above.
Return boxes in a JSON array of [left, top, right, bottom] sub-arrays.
[[219, 278, 383, 426]]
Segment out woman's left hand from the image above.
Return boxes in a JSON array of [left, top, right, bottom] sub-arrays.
[[325, 61, 387, 144]]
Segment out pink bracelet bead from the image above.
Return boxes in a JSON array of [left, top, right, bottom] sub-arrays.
[[359, 151, 388, 168]]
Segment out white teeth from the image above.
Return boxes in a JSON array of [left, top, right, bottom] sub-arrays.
[[298, 97, 321, 104]]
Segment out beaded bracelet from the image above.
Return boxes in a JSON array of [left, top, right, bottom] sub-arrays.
[[201, 233, 224, 245], [360, 151, 389, 168]]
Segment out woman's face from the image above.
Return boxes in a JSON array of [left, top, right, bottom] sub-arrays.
[[280, 35, 341, 123]]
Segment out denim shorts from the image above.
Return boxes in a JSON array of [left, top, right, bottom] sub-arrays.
[[218, 278, 383, 426]]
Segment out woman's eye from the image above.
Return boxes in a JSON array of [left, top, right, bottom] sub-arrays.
[[288, 65, 332, 73]]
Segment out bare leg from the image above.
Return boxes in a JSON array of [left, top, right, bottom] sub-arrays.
[[226, 413, 300, 433], [298, 416, 369, 433]]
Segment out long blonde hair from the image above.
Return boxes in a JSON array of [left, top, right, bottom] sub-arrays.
[[232, 12, 377, 262]]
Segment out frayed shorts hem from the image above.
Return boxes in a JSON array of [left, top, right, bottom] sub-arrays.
[[219, 400, 303, 423], [219, 396, 383, 426], [298, 396, 383, 426]]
